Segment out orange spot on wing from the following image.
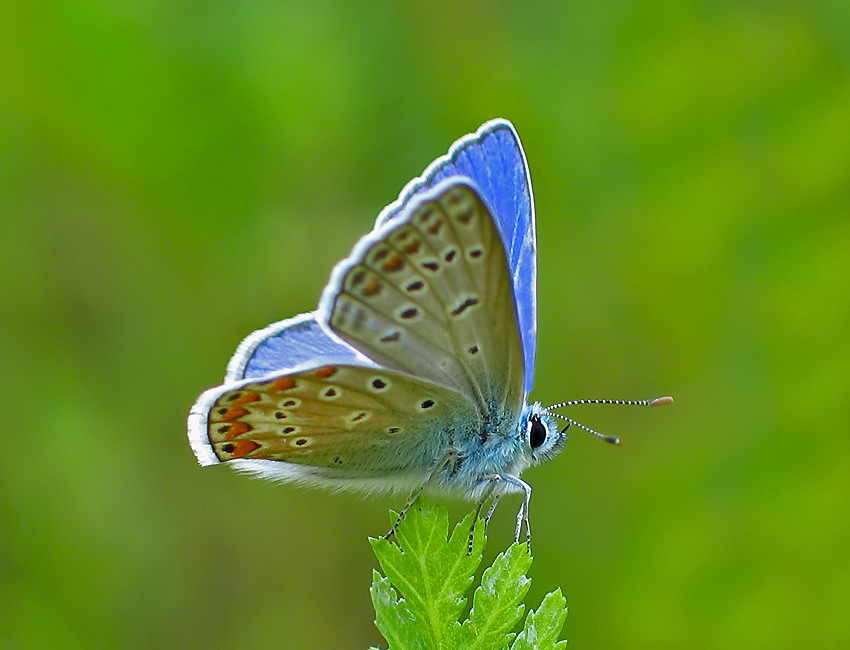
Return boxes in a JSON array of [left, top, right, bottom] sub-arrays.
[[220, 406, 249, 422], [270, 377, 296, 391], [362, 277, 382, 296], [427, 220, 443, 235], [381, 255, 403, 272], [234, 391, 261, 404], [312, 366, 337, 379], [230, 440, 260, 458], [225, 421, 253, 439]]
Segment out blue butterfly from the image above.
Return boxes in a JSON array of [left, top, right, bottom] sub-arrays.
[[188, 119, 670, 544]]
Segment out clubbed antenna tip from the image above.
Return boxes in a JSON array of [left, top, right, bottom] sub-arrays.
[[650, 396, 674, 406]]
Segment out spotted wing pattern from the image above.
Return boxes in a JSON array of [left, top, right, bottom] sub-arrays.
[[200, 363, 472, 476], [324, 180, 525, 414], [376, 120, 536, 393]]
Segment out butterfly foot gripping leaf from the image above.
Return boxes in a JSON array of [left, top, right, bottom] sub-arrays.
[[188, 119, 670, 542]]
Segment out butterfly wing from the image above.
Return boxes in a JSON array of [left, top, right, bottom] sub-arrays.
[[189, 363, 474, 492], [229, 120, 537, 393], [224, 312, 372, 382], [188, 122, 534, 491], [320, 179, 525, 415], [376, 120, 537, 393]]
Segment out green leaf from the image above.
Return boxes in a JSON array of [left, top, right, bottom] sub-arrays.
[[370, 503, 485, 649], [370, 570, 430, 650], [369, 503, 568, 650], [458, 543, 532, 649], [511, 589, 569, 650]]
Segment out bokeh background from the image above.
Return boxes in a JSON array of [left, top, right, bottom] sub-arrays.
[[2, 2, 848, 648]]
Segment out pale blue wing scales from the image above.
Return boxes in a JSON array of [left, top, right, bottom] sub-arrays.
[[224, 312, 372, 381], [319, 179, 525, 415], [375, 120, 537, 393]]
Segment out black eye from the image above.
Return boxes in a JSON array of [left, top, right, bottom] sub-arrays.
[[529, 416, 547, 449]]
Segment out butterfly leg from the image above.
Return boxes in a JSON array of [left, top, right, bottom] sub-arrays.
[[383, 451, 458, 540], [482, 474, 532, 551], [468, 482, 499, 553], [483, 492, 502, 528]]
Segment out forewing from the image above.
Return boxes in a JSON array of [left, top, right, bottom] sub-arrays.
[[216, 121, 536, 394], [321, 180, 525, 413], [376, 120, 537, 392], [189, 364, 474, 477]]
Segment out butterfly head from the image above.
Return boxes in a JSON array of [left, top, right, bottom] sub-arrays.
[[522, 402, 566, 466]]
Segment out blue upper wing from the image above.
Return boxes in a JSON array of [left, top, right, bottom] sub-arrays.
[[226, 312, 372, 381], [376, 120, 537, 393]]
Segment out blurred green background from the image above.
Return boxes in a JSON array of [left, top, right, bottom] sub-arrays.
[[2, 1, 848, 648]]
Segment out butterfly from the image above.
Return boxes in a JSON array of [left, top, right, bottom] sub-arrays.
[[188, 119, 671, 545]]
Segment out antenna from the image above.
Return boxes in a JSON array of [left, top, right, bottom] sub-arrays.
[[546, 396, 673, 410], [546, 395, 673, 445]]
